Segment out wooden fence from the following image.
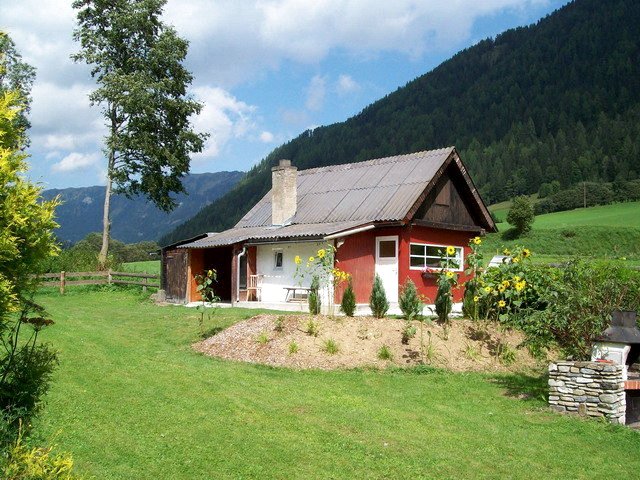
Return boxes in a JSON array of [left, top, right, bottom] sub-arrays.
[[39, 271, 160, 294]]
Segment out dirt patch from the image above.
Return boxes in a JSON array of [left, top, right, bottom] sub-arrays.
[[194, 315, 547, 372]]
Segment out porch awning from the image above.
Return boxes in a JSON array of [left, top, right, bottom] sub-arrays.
[[177, 220, 369, 249]]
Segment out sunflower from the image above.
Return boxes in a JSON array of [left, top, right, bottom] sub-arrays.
[[445, 271, 455, 278], [484, 286, 491, 293], [473, 296, 479, 302], [317, 249, 326, 258], [294, 255, 302, 265], [473, 236, 482, 245], [446, 245, 456, 255], [308, 256, 315, 262], [522, 248, 531, 258], [498, 300, 506, 308]]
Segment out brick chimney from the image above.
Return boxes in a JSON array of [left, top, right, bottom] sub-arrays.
[[271, 159, 297, 225]]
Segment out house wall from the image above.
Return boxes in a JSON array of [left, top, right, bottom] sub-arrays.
[[334, 225, 473, 305], [256, 241, 327, 303]]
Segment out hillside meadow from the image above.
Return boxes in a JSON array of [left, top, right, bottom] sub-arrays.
[[483, 201, 640, 263], [32, 288, 640, 479]]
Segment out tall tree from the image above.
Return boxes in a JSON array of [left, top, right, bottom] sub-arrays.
[[0, 32, 36, 141], [72, 0, 206, 268]]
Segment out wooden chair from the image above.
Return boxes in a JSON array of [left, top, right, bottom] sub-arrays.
[[247, 274, 262, 301]]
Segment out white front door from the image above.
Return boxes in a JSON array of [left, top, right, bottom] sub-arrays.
[[375, 236, 399, 303]]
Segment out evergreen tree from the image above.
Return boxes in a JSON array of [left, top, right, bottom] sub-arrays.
[[369, 275, 389, 319], [340, 280, 356, 317], [398, 279, 423, 320]]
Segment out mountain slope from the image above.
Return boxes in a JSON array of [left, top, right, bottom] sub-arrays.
[[44, 171, 243, 244], [161, 0, 640, 246]]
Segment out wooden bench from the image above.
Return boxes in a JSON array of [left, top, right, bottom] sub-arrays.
[[283, 286, 312, 302]]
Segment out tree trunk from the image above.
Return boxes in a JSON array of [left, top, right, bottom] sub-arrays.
[[98, 173, 112, 270]]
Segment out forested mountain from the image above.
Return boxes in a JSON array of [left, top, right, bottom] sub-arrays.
[[43, 171, 243, 244], [161, 0, 640, 246]]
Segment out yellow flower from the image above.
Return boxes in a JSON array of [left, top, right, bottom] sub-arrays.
[[294, 255, 302, 265], [308, 256, 315, 262], [512, 257, 520, 263], [446, 245, 456, 256], [473, 296, 479, 302], [484, 286, 491, 293], [207, 269, 213, 276], [445, 271, 454, 278], [498, 285, 506, 293], [501, 280, 510, 288], [317, 249, 326, 258], [522, 248, 531, 258], [515, 280, 526, 292], [473, 236, 482, 245], [498, 300, 506, 308], [503, 248, 511, 256], [514, 276, 521, 282]]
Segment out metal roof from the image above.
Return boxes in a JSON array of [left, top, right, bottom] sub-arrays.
[[178, 220, 368, 249], [236, 147, 454, 228], [177, 146, 497, 250]]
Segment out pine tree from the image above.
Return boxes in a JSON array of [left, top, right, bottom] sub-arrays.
[[340, 280, 356, 317], [369, 274, 389, 318]]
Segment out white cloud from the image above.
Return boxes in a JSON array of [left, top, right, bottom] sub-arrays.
[[51, 152, 101, 173], [192, 86, 259, 159], [336, 74, 360, 95], [260, 131, 275, 143], [305, 75, 326, 111]]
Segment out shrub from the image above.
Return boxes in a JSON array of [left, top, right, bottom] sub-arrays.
[[256, 331, 269, 345], [399, 279, 422, 320], [401, 323, 417, 344], [369, 274, 389, 318], [340, 280, 356, 317], [322, 339, 339, 355], [305, 319, 319, 337], [506, 196, 534, 236], [308, 276, 321, 315], [377, 345, 393, 361], [274, 316, 285, 332], [1, 432, 80, 479], [288, 341, 299, 355], [475, 248, 640, 360]]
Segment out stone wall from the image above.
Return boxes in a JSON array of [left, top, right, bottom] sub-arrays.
[[548, 361, 626, 424]]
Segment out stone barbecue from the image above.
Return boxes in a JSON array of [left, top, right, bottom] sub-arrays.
[[549, 311, 640, 427]]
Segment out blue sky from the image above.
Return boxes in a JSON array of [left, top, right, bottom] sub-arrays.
[[4, 0, 570, 189]]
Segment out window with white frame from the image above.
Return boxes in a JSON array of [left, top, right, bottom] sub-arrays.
[[274, 250, 283, 269], [409, 243, 463, 271]]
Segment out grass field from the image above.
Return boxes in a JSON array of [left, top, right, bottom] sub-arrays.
[[121, 259, 161, 274], [483, 201, 640, 263], [32, 289, 640, 479]]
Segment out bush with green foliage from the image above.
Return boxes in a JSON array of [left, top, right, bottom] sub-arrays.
[[0, 86, 60, 448], [434, 247, 459, 324], [308, 276, 321, 315], [475, 247, 640, 360], [340, 280, 356, 316], [369, 275, 389, 318], [399, 279, 423, 320], [506, 196, 535, 236], [1, 433, 81, 479]]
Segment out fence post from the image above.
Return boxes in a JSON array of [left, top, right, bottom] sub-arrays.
[[59, 271, 65, 295], [143, 271, 148, 293], [108, 269, 112, 285]]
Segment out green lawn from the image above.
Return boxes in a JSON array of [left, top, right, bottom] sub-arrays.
[[31, 289, 640, 479]]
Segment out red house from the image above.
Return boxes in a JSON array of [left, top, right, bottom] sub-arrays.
[[162, 147, 496, 314]]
